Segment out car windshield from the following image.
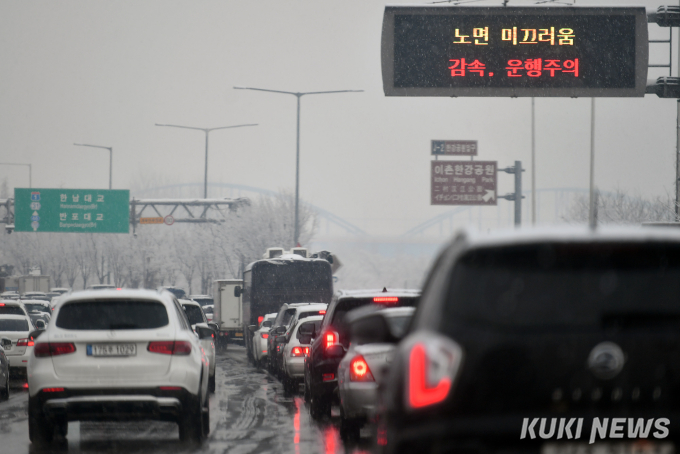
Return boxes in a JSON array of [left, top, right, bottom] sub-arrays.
[[444, 243, 680, 329], [0, 319, 29, 331], [56, 300, 169, 330], [0, 306, 24, 316], [183, 305, 205, 325]]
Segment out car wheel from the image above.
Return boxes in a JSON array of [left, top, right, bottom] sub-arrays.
[[303, 376, 311, 402], [201, 393, 210, 438], [0, 376, 9, 401], [29, 395, 55, 446], [339, 408, 362, 441], [283, 377, 297, 395], [208, 374, 216, 394], [179, 393, 205, 444], [309, 392, 330, 420]]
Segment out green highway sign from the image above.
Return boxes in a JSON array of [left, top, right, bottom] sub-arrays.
[[14, 188, 130, 233]]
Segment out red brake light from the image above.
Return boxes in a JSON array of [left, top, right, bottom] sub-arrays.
[[17, 338, 34, 347], [374, 297, 399, 303], [116, 288, 122, 291], [408, 343, 454, 409], [325, 332, 337, 349], [148, 341, 191, 355], [258, 316, 264, 325], [350, 355, 375, 382], [42, 387, 65, 393], [322, 373, 335, 382], [304, 347, 310, 356], [291, 346, 303, 357], [261, 333, 269, 339], [0, 303, 5, 306], [34, 342, 76, 357], [159, 386, 182, 391], [319, 310, 326, 314]]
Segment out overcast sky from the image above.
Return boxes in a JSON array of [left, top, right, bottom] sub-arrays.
[[0, 0, 676, 237]]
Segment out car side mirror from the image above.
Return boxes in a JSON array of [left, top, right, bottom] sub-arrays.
[[326, 344, 345, 358], [208, 322, 219, 332], [0, 338, 11, 348], [196, 326, 215, 340], [234, 286, 242, 297], [273, 326, 286, 335], [35, 320, 46, 330]]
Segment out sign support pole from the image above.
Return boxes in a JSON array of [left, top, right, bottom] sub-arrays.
[[531, 98, 536, 225], [588, 98, 596, 229]]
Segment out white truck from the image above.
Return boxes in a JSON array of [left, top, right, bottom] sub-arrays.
[[213, 279, 243, 348], [18, 275, 51, 294]]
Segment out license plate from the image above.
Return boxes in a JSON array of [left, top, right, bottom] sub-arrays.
[[87, 343, 136, 357], [543, 443, 674, 454], [234, 332, 243, 337]]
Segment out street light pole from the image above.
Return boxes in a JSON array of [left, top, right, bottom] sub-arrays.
[[0, 163, 31, 187], [73, 143, 113, 189], [155, 123, 258, 198], [233, 86, 363, 246]]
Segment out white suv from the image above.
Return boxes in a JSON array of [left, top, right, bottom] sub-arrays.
[[27, 289, 210, 446]]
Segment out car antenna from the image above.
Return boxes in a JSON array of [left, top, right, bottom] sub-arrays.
[[382, 287, 387, 293]]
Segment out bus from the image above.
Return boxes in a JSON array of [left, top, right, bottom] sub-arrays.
[[238, 254, 333, 361]]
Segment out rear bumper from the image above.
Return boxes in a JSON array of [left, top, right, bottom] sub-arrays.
[[44, 395, 181, 421], [7, 351, 30, 369], [340, 382, 377, 419], [285, 357, 305, 378], [34, 387, 193, 422]]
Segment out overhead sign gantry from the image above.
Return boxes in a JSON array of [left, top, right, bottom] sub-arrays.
[[381, 6, 649, 97]]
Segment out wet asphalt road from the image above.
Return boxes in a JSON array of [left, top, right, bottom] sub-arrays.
[[0, 345, 374, 454]]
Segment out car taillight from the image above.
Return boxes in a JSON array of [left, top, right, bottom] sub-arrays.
[[319, 310, 326, 314], [34, 342, 76, 357], [324, 332, 337, 349], [261, 333, 269, 339], [42, 387, 65, 393], [277, 345, 280, 352], [258, 316, 264, 325], [350, 355, 374, 382], [291, 346, 303, 357], [304, 347, 310, 356], [17, 338, 34, 347], [405, 336, 463, 410], [374, 297, 398, 303], [322, 373, 335, 381], [148, 341, 192, 355]]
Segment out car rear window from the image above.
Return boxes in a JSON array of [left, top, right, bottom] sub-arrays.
[[0, 319, 29, 331], [0, 306, 24, 316], [56, 300, 169, 330], [203, 306, 213, 314], [444, 242, 680, 329], [183, 305, 205, 325], [24, 303, 48, 313], [297, 320, 322, 340], [193, 298, 213, 307]]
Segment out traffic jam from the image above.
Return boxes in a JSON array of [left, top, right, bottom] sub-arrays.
[[2, 231, 680, 454]]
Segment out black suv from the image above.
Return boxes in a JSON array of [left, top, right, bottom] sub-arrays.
[[379, 228, 680, 453], [304, 289, 419, 419]]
